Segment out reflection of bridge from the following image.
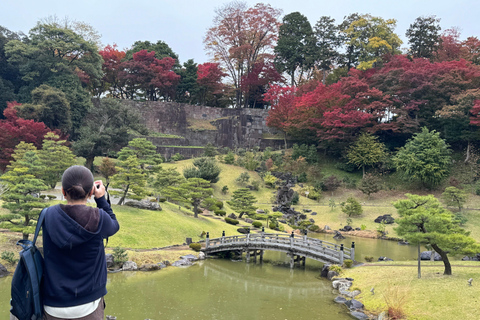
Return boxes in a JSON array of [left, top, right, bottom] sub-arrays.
[[203, 232, 355, 268]]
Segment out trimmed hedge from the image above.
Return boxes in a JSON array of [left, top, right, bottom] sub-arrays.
[[252, 221, 263, 228], [225, 217, 239, 225], [214, 210, 226, 216], [189, 243, 202, 252]]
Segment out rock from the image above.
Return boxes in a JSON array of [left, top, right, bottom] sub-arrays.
[[420, 251, 442, 261], [334, 296, 347, 304], [311, 212, 317, 215], [279, 219, 287, 224], [106, 316, 117, 320], [122, 261, 138, 271], [341, 290, 361, 298], [332, 279, 352, 291], [237, 228, 250, 234], [299, 214, 307, 220], [350, 311, 369, 319], [245, 218, 253, 223], [228, 213, 237, 219], [198, 252, 205, 260], [0, 263, 8, 277], [327, 270, 339, 280], [345, 299, 364, 310], [346, 277, 354, 281], [355, 228, 361, 231], [124, 200, 162, 211], [378, 256, 393, 262], [398, 240, 409, 245], [256, 209, 265, 214], [309, 218, 315, 223], [105, 254, 114, 269], [343, 226, 353, 232], [186, 237, 193, 245], [377, 311, 387, 320], [333, 230, 345, 240], [324, 225, 331, 230], [157, 262, 167, 269], [138, 264, 161, 271], [172, 259, 193, 267], [180, 254, 198, 261], [321, 264, 330, 278], [374, 214, 394, 224], [302, 209, 312, 213]]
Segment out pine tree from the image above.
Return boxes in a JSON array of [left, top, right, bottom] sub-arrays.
[[111, 155, 147, 205], [164, 178, 213, 218], [0, 150, 49, 239], [38, 132, 76, 188], [227, 188, 258, 219]]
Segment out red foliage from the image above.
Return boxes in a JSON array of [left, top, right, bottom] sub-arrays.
[[0, 102, 55, 171], [436, 28, 462, 62], [99, 44, 127, 97], [469, 100, 480, 126], [197, 62, 226, 93]]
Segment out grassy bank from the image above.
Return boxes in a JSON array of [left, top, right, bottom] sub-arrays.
[[341, 261, 480, 320]]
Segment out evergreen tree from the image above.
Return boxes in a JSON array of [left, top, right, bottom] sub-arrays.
[[153, 168, 185, 196], [38, 132, 76, 188], [394, 194, 479, 275], [227, 188, 258, 219], [164, 178, 213, 218], [98, 157, 116, 184], [0, 150, 49, 239], [341, 197, 363, 217], [406, 15, 441, 60], [358, 173, 381, 199], [347, 133, 386, 177], [441, 186, 467, 212], [183, 157, 221, 183], [118, 138, 163, 173], [111, 155, 147, 205]]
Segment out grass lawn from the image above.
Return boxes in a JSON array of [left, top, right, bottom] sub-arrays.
[[342, 261, 480, 320]]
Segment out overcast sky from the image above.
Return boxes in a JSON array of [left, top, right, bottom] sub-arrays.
[[1, 0, 479, 65]]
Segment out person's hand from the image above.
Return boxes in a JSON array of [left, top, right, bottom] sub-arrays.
[[93, 180, 106, 199]]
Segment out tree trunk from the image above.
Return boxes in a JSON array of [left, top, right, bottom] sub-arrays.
[[193, 203, 198, 218], [431, 244, 452, 275], [85, 157, 95, 172], [417, 243, 421, 279], [239, 212, 245, 219], [465, 141, 471, 163], [284, 132, 287, 150], [117, 184, 129, 205], [362, 166, 365, 178]]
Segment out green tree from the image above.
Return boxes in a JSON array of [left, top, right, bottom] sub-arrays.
[[16, 85, 71, 133], [394, 194, 479, 275], [176, 59, 199, 103], [441, 186, 467, 212], [118, 138, 162, 173], [38, 132, 76, 188], [341, 197, 363, 217], [406, 15, 441, 60], [274, 12, 316, 86], [347, 133, 386, 177], [224, 151, 235, 164], [111, 155, 147, 205], [164, 178, 213, 218], [125, 40, 180, 67], [393, 127, 451, 189], [0, 150, 48, 239], [358, 173, 381, 199], [183, 158, 221, 183], [7, 142, 38, 170], [314, 16, 342, 83], [73, 98, 147, 171], [236, 172, 250, 185], [227, 188, 258, 219], [98, 157, 116, 184], [153, 168, 185, 195]]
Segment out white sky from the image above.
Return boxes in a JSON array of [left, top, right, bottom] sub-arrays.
[[1, 0, 479, 65]]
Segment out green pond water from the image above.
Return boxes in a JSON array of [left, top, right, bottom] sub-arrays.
[[0, 235, 421, 319]]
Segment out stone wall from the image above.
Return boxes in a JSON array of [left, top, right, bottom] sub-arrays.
[[122, 101, 289, 157]]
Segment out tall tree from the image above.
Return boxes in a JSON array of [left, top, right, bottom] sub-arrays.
[[0, 150, 49, 240], [241, 60, 282, 108], [98, 44, 127, 98], [204, 1, 281, 108], [125, 40, 180, 67], [117, 138, 162, 173], [314, 16, 342, 83], [406, 16, 441, 60], [264, 85, 297, 149], [197, 62, 228, 107], [164, 178, 213, 218], [0, 26, 22, 116], [183, 157, 221, 183], [110, 154, 147, 205], [73, 98, 147, 171], [394, 194, 479, 275], [393, 127, 451, 189], [176, 59, 200, 104], [274, 12, 316, 87], [435, 28, 462, 62]]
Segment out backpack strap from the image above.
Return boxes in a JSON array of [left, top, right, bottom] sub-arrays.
[[32, 208, 47, 246], [21, 247, 43, 317]]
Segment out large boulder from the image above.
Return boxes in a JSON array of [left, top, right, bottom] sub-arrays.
[[333, 231, 346, 240], [350, 311, 369, 319], [105, 254, 115, 268], [237, 228, 250, 234], [420, 251, 442, 261], [320, 264, 331, 278], [198, 252, 206, 260], [374, 215, 395, 224], [345, 299, 364, 310], [180, 254, 198, 261], [0, 263, 8, 277], [122, 261, 138, 271], [228, 213, 237, 219], [327, 270, 339, 280], [172, 259, 193, 267], [378, 256, 393, 262], [334, 296, 347, 304], [124, 200, 162, 211], [332, 279, 353, 291]]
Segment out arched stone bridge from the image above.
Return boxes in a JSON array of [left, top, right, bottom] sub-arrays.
[[202, 232, 355, 268]]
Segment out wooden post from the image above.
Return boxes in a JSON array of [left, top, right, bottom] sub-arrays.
[[340, 244, 344, 265], [301, 256, 306, 267], [206, 232, 210, 249], [289, 254, 295, 269], [259, 250, 264, 263], [246, 250, 250, 263], [290, 231, 294, 247], [221, 231, 225, 244]]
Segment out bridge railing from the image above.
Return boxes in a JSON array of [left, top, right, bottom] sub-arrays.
[[204, 232, 355, 264]]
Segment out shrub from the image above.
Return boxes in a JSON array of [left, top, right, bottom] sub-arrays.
[[320, 175, 342, 192], [290, 191, 299, 205], [170, 153, 184, 161], [269, 222, 277, 229], [183, 157, 221, 183], [216, 201, 224, 209], [236, 172, 250, 184], [297, 172, 308, 183], [1, 251, 17, 265], [251, 180, 260, 191], [224, 151, 235, 164], [343, 259, 353, 268], [203, 143, 217, 157], [328, 264, 343, 273], [341, 197, 363, 217], [221, 185, 229, 194], [214, 210, 226, 216], [300, 187, 321, 200], [308, 224, 320, 232], [189, 243, 202, 252], [225, 217, 239, 225], [360, 224, 367, 231], [364, 256, 374, 262], [112, 247, 128, 267], [158, 197, 167, 203], [263, 172, 277, 188], [236, 148, 246, 156], [252, 221, 263, 228]]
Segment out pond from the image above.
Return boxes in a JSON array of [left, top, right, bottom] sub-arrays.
[[0, 235, 421, 319]]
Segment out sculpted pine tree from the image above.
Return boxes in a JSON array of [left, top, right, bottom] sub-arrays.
[[0, 150, 49, 240], [227, 188, 258, 219], [394, 194, 479, 275], [111, 155, 147, 205], [164, 178, 213, 218]]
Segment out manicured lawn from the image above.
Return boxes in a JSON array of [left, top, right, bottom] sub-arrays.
[[342, 261, 480, 320]]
